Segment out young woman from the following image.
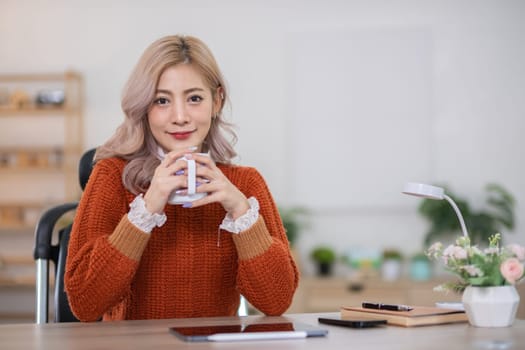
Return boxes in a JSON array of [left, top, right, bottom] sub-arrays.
[[65, 35, 299, 321]]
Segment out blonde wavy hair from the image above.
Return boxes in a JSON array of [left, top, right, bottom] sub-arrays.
[[95, 35, 237, 194]]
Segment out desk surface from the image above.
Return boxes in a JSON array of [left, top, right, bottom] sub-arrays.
[[1, 312, 523, 350]]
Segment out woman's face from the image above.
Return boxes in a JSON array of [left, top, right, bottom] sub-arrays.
[[148, 64, 218, 153]]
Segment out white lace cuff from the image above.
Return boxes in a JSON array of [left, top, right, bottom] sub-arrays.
[[219, 197, 259, 234], [128, 194, 167, 233]]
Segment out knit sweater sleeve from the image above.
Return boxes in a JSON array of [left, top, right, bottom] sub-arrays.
[[230, 167, 299, 316], [64, 158, 150, 322]]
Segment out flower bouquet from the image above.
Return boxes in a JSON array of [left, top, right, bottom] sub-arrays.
[[426, 233, 525, 292], [427, 233, 524, 327]]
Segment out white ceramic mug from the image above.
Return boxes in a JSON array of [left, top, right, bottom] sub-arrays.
[[168, 154, 208, 205]]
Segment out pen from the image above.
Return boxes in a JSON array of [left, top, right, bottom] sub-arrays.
[[207, 331, 308, 342], [362, 302, 413, 312]]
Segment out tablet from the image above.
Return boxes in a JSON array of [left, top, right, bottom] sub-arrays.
[[169, 321, 328, 342]]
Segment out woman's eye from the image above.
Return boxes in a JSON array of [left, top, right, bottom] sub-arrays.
[[188, 95, 203, 103], [154, 97, 169, 105]]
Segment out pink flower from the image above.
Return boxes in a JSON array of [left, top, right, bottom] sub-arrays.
[[500, 258, 524, 284], [453, 247, 468, 260], [443, 245, 467, 260], [427, 242, 442, 257]]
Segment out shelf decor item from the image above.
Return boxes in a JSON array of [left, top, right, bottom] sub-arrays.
[[426, 233, 524, 327], [310, 246, 336, 277], [36, 89, 65, 107], [381, 249, 403, 281], [409, 252, 432, 281]]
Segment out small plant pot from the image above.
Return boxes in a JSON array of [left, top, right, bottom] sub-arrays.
[[462, 285, 520, 327], [317, 262, 333, 276], [410, 259, 431, 281]]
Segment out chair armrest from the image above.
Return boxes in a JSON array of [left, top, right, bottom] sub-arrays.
[[33, 202, 78, 260]]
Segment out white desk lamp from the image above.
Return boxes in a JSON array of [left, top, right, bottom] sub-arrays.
[[402, 182, 469, 238]]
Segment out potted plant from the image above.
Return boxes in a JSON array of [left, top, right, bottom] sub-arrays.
[[310, 246, 336, 276], [426, 233, 524, 327], [381, 249, 404, 281], [418, 183, 515, 247], [409, 252, 432, 281]]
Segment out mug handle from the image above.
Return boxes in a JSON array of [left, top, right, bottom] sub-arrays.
[[186, 159, 196, 195]]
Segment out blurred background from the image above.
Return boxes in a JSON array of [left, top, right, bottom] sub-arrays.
[[0, 0, 524, 322]]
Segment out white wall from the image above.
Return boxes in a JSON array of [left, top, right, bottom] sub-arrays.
[[1, 0, 524, 274]]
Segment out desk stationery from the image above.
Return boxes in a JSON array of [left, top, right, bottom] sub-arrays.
[[0, 312, 523, 350]]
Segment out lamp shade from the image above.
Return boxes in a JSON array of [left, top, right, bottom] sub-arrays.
[[402, 183, 444, 200]]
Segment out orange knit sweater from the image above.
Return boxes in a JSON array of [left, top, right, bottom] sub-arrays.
[[64, 157, 299, 321]]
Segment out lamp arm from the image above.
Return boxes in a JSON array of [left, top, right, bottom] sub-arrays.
[[443, 194, 469, 238]]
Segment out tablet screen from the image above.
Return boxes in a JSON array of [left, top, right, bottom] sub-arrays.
[[169, 321, 328, 342]]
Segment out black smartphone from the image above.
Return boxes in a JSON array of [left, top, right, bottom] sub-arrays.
[[318, 317, 387, 328]]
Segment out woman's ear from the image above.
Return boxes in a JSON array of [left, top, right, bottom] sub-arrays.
[[214, 86, 224, 114]]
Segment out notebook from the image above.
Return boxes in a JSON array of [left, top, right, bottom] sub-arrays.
[[341, 305, 468, 327]]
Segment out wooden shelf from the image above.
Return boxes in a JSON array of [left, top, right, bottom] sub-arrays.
[[0, 106, 75, 116], [0, 71, 83, 320], [0, 224, 35, 232], [0, 71, 83, 207], [0, 167, 67, 174], [0, 71, 81, 82], [0, 255, 36, 287], [0, 146, 66, 171], [1, 255, 33, 265], [0, 201, 74, 231]]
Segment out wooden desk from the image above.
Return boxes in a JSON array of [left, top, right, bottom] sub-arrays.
[[1, 313, 524, 350]]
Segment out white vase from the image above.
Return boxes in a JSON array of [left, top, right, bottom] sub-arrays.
[[381, 260, 402, 281], [462, 285, 520, 327]]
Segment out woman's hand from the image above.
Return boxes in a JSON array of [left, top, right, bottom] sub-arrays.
[[143, 149, 192, 214], [188, 153, 250, 219]]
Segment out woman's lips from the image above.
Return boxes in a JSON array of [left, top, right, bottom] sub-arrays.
[[171, 131, 193, 140]]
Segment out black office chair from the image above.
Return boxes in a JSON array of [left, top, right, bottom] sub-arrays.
[[33, 148, 96, 324]]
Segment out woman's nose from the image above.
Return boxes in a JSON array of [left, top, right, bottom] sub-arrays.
[[171, 103, 189, 124]]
